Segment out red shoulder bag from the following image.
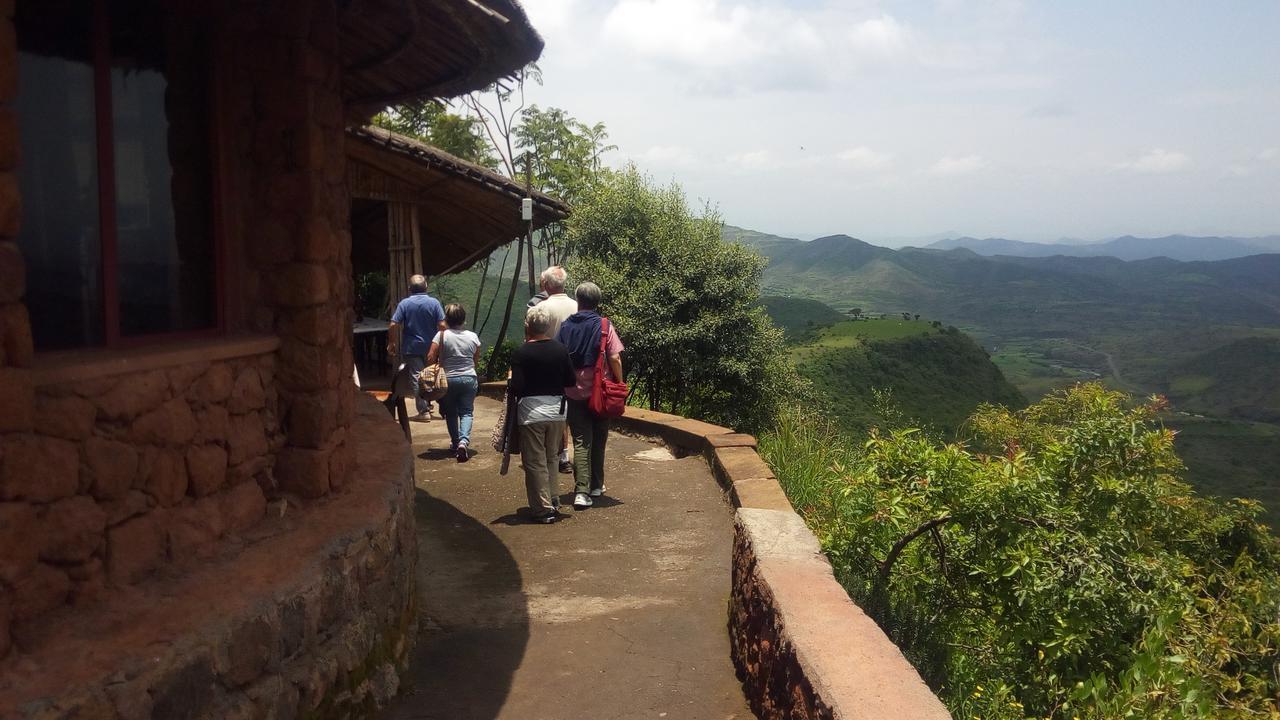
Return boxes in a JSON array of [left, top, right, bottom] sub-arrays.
[[588, 317, 628, 418]]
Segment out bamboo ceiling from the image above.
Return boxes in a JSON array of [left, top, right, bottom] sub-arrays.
[[347, 125, 570, 277], [339, 0, 543, 114]]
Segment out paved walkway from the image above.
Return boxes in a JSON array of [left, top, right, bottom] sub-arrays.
[[383, 396, 753, 720]]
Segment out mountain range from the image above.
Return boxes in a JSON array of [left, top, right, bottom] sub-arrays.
[[728, 223, 1280, 524], [925, 234, 1280, 262], [721, 225, 1280, 262], [728, 230, 1280, 328]]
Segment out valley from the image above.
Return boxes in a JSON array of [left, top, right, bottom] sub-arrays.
[[741, 227, 1280, 525]]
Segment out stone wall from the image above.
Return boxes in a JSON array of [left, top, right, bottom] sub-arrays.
[[220, 0, 357, 501], [0, 0, 360, 666], [0, 0, 31, 663], [1, 349, 281, 657], [0, 394, 416, 720]]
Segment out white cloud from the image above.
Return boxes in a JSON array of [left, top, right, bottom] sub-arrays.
[[847, 15, 910, 61], [929, 155, 987, 176], [602, 0, 824, 72], [634, 144, 697, 168], [836, 146, 893, 171], [1260, 148, 1279, 162], [1027, 102, 1073, 118], [1117, 149, 1191, 174], [518, 0, 579, 35], [726, 149, 776, 169]]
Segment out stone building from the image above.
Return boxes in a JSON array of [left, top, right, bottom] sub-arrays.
[[0, 0, 552, 715]]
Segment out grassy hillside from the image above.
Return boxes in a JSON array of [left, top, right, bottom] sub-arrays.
[[793, 319, 1025, 434], [1163, 336, 1280, 423], [760, 295, 846, 341], [1170, 416, 1280, 527]]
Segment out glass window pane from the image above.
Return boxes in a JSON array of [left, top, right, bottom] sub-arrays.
[[112, 14, 214, 337], [14, 16, 102, 350]]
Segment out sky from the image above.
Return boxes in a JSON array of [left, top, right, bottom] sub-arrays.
[[507, 0, 1280, 243]]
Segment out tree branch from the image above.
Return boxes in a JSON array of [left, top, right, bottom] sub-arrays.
[[877, 516, 953, 589]]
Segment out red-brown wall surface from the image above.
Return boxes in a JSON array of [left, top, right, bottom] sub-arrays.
[[0, 0, 361, 662]]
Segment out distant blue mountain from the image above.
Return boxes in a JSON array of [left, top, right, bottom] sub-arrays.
[[926, 234, 1280, 262]]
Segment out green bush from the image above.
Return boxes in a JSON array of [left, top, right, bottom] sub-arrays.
[[761, 383, 1280, 719], [564, 166, 804, 433]]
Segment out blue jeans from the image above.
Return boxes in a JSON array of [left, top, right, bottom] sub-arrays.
[[439, 375, 479, 448]]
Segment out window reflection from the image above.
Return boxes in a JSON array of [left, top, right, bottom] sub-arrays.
[[112, 59, 214, 337], [14, 2, 216, 349], [110, 6, 214, 338], [16, 47, 102, 349]]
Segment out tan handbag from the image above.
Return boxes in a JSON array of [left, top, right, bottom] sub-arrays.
[[417, 332, 450, 401]]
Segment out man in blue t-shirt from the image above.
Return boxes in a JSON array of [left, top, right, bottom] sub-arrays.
[[387, 274, 445, 421]]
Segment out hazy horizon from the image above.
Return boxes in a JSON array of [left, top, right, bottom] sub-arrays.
[[514, 0, 1280, 241], [722, 223, 1280, 248]]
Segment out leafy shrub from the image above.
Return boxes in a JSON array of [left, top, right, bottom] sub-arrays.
[[761, 383, 1280, 719], [481, 340, 518, 382], [565, 166, 804, 433]]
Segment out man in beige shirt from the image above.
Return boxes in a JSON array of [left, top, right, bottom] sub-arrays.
[[527, 266, 577, 472], [530, 266, 577, 338]]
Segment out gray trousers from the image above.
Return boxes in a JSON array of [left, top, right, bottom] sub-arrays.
[[567, 398, 608, 494], [519, 421, 563, 516], [401, 354, 431, 415]]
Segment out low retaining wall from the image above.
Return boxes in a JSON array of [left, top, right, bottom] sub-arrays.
[[2, 338, 285, 658], [479, 382, 950, 719], [0, 394, 417, 720]]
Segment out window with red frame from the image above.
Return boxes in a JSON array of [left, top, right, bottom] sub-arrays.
[[14, 0, 217, 351]]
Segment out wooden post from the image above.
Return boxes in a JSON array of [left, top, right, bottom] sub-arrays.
[[524, 152, 536, 296]]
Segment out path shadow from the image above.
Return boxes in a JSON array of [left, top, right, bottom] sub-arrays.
[[383, 489, 529, 720], [415, 448, 457, 461], [555, 492, 626, 510], [489, 510, 576, 527]]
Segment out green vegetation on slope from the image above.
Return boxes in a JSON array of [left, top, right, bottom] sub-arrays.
[[741, 226, 1280, 530], [761, 384, 1280, 719], [792, 319, 1025, 434], [1172, 416, 1280, 528], [1163, 336, 1280, 423], [759, 295, 846, 341]]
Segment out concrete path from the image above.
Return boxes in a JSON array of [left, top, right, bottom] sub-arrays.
[[383, 396, 753, 720]]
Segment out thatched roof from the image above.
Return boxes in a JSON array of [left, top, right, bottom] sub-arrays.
[[340, 0, 543, 112], [347, 125, 569, 277]]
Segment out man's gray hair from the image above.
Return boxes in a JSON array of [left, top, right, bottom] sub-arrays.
[[540, 266, 568, 293], [574, 281, 602, 310], [525, 304, 554, 337], [409, 274, 428, 293]]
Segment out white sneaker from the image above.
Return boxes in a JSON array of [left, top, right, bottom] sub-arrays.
[[589, 487, 605, 497], [573, 492, 593, 509]]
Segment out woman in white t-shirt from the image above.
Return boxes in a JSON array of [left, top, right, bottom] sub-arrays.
[[428, 304, 483, 462]]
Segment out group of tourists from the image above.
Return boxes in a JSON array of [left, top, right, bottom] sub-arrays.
[[385, 267, 626, 524]]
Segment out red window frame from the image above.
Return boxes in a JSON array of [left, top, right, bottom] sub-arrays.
[[84, 0, 225, 349]]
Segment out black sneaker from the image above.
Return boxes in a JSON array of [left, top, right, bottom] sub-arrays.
[[532, 512, 559, 524], [558, 460, 573, 474]]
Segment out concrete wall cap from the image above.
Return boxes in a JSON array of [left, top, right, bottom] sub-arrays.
[[737, 508, 825, 564]]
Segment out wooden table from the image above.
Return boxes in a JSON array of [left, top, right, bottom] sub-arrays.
[[352, 318, 390, 377]]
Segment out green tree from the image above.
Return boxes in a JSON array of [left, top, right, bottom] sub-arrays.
[[564, 166, 802, 433], [761, 383, 1280, 719], [372, 100, 498, 169], [516, 105, 616, 266]]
